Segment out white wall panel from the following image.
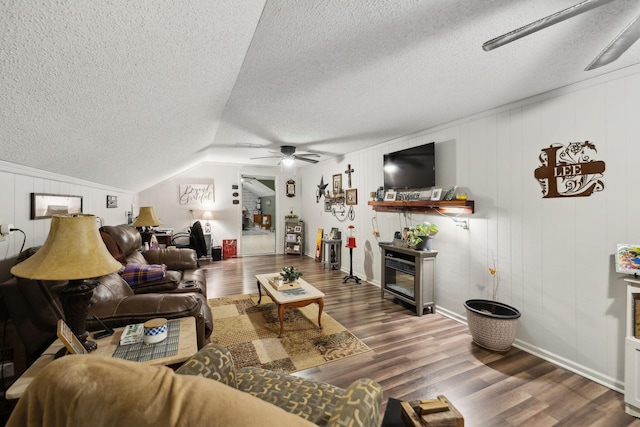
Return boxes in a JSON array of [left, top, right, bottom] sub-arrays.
[[299, 64, 640, 391], [0, 162, 136, 282]]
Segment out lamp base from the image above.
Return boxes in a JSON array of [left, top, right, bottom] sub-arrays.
[[58, 279, 99, 352]]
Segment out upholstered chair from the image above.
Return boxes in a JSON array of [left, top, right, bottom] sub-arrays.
[[176, 343, 383, 427]]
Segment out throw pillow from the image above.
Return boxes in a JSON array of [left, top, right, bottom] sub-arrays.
[[120, 263, 166, 286]]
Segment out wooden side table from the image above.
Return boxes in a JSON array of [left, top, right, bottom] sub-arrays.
[[6, 316, 197, 400], [321, 239, 341, 270]]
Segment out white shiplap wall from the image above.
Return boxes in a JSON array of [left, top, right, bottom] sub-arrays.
[[299, 65, 640, 392], [0, 161, 137, 282]]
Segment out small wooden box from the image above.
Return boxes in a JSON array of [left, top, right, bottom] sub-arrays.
[[401, 395, 464, 427]]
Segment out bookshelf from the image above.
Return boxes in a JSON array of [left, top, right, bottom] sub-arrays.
[[625, 277, 640, 417]]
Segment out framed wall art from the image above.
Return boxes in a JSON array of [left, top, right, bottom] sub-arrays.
[[332, 174, 342, 194], [31, 193, 83, 220], [615, 243, 640, 275], [106, 195, 118, 208], [178, 183, 214, 205], [384, 191, 397, 201], [430, 188, 442, 201], [345, 188, 358, 205]]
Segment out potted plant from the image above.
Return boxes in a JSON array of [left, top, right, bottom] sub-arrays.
[[280, 266, 303, 283], [464, 258, 521, 352], [406, 222, 438, 250]]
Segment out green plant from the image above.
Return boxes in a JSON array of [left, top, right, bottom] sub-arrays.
[[406, 222, 438, 247], [280, 266, 303, 282]]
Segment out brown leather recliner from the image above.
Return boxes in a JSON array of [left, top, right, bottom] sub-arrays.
[[1, 249, 213, 369], [100, 225, 207, 296]]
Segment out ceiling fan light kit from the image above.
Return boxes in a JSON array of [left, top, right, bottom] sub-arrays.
[[250, 145, 320, 166], [483, 0, 640, 71]]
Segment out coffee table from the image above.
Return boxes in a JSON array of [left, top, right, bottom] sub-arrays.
[[6, 316, 197, 400], [255, 273, 325, 338]]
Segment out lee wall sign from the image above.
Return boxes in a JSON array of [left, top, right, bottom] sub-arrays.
[[534, 141, 605, 198], [178, 184, 214, 205]]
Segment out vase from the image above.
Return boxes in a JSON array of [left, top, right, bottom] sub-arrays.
[[411, 237, 432, 251], [412, 239, 427, 250], [424, 237, 433, 251], [464, 299, 521, 352]]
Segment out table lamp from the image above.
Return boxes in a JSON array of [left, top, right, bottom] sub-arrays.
[[133, 206, 162, 244], [11, 214, 122, 352], [201, 211, 213, 233]]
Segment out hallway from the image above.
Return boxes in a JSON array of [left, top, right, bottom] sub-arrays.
[[241, 228, 276, 256]]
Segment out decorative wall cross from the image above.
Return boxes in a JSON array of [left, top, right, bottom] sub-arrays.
[[344, 164, 355, 188]]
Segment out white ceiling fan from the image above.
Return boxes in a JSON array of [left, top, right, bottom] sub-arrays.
[[250, 145, 320, 166], [483, 0, 640, 71]]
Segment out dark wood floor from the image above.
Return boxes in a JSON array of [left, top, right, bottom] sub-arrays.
[[202, 254, 640, 427]]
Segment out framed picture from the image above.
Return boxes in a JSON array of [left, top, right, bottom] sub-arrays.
[[31, 193, 83, 220], [615, 243, 640, 275], [178, 183, 214, 205], [294, 225, 302, 233], [56, 319, 86, 355], [324, 200, 332, 212], [330, 227, 339, 240], [430, 188, 442, 201], [443, 186, 457, 201], [106, 195, 118, 208], [384, 191, 397, 201], [286, 179, 295, 197], [345, 188, 358, 205], [332, 174, 342, 194], [286, 234, 297, 242]]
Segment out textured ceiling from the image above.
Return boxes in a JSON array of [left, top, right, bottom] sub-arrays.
[[2, 0, 640, 191]]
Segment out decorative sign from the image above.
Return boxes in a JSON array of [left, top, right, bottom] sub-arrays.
[[179, 184, 214, 205], [534, 141, 605, 198], [316, 176, 328, 203]]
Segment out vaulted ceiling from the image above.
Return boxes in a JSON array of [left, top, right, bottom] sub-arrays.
[[2, 0, 639, 191]]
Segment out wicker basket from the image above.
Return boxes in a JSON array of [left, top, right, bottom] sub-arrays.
[[464, 299, 521, 352]]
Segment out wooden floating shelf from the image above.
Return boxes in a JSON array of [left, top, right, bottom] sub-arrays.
[[368, 199, 474, 214]]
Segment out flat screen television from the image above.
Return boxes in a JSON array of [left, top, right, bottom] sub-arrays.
[[383, 142, 435, 190]]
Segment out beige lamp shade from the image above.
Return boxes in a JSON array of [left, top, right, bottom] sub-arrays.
[[11, 214, 122, 281], [133, 206, 162, 227], [201, 211, 213, 221]]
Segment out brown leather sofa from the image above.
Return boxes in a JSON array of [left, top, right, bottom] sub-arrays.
[[1, 248, 213, 370], [100, 225, 207, 296]]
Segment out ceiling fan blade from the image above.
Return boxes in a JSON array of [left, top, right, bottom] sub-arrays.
[[482, 0, 616, 51], [294, 156, 319, 164], [250, 155, 280, 160], [585, 13, 640, 70]]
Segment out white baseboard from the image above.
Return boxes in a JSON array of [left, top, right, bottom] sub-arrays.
[[435, 306, 624, 394]]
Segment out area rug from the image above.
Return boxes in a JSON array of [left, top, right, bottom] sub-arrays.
[[208, 294, 371, 374]]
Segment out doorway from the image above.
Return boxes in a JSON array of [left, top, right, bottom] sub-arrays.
[[241, 175, 276, 256]]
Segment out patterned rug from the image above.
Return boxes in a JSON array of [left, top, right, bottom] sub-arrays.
[[208, 293, 371, 373]]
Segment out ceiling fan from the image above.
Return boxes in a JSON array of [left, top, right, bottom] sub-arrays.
[[250, 145, 320, 165], [483, 0, 640, 71]]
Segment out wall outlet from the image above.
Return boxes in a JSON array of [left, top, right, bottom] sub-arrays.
[[0, 223, 13, 241], [0, 362, 15, 377]]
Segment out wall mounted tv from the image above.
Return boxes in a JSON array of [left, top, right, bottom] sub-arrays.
[[383, 142, 435, 190]]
